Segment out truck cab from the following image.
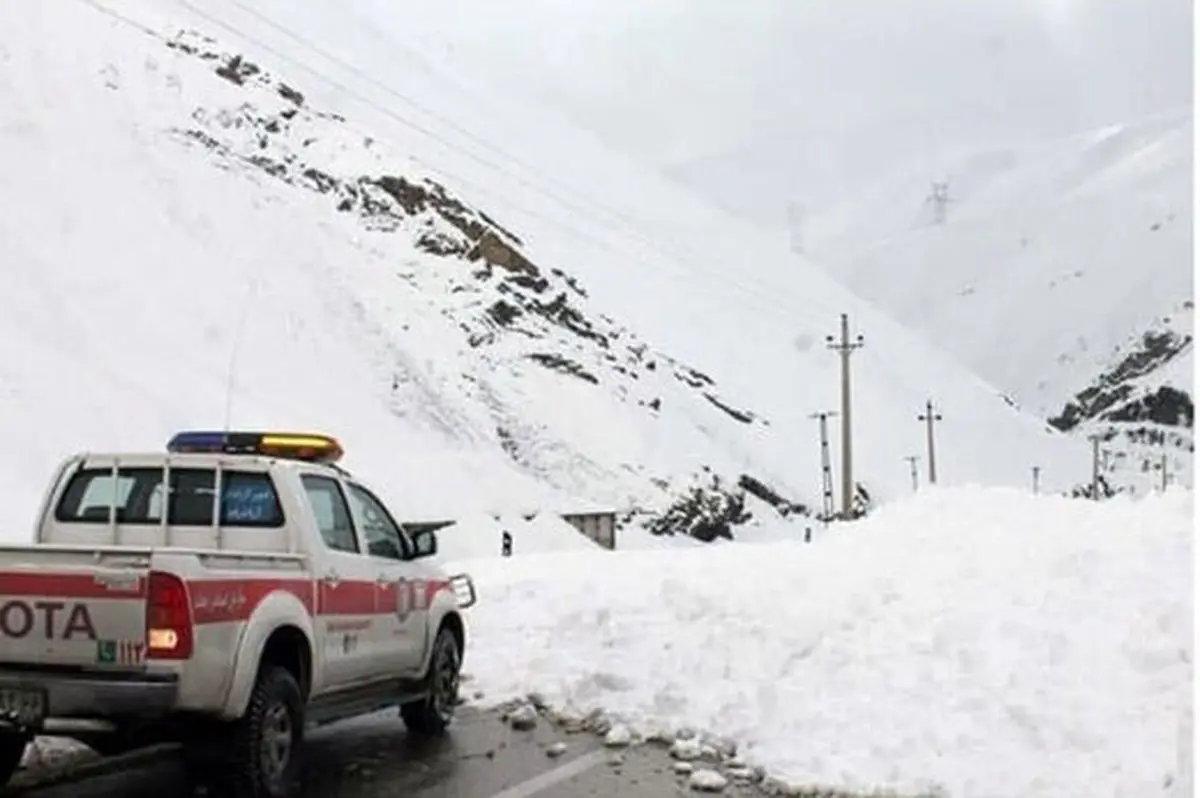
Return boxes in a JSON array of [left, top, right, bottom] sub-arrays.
[[0, 430, 476, 798]]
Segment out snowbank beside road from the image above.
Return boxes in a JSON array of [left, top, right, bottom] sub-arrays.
[[453, 486, 1193, 797], [431, 511, 602, 562]]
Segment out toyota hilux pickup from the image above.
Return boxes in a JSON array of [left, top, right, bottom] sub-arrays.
[[0, 430, 476, 798]]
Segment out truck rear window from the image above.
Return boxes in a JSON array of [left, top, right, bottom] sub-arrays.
[[55, 467, 284, 528]]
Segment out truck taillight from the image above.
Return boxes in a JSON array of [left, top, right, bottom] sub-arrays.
[[146, 571, 194, 660]]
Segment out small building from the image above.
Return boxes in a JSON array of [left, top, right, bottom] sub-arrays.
[[560, 511, 617, 550]]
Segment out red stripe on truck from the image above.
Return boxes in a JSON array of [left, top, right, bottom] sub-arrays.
[[188, 578, 387, 624], [0, 572, 146, 598], [0, 574, 454, 626], [188, 579, 315, 625], [376, 578, 451, 612]]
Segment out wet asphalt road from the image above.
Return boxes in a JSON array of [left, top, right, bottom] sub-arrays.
[[5, 707, 767, 798]]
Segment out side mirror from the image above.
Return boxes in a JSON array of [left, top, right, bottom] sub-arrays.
[[412, 529, 438, 558]]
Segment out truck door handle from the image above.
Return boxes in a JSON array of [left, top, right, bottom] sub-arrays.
[[322, 570, 341, 588], [376, 575, 393, 586]]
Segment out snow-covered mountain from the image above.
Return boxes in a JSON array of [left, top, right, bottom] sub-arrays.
[[0, 0, 1086, 542], [786, 111, 1193, 492]]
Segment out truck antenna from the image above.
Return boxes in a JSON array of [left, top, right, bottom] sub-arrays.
[[222, 278, 259, 439]]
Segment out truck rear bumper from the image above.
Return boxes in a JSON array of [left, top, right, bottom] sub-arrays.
[[0, 668, 179, 724]]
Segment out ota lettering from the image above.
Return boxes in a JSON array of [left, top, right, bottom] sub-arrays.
[[0, 600, 97, 640]]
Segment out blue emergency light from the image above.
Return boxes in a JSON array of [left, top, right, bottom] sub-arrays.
[[166, 431, 345, 463]]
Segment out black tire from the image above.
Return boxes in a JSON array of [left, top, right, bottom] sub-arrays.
[[208, 666, 306, 798], [401, 625, 461, 736], [0, 734, 27, 788]]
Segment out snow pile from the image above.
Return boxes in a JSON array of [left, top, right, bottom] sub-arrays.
[[454, 486, 1193, 797], [431, 511, 600, 562]]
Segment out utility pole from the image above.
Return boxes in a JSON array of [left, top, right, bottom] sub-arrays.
[[1160, 454, 1170, 492], [904, 455, 920, 492], [1031, 465, 1041, 495], [1088, 434, 1102, 500], [826, 314, 864, 519], [917, 400, 943, 484], [809, 410, 838, 524]]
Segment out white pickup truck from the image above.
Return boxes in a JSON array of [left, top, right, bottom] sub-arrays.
[[0, 430, 476, 798]]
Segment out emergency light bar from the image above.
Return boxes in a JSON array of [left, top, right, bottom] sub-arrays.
[[166, 431, 345, 463]]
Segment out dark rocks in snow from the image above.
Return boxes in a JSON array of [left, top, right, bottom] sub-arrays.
[[1069, 474, 1118, 500], [277, 83, 304, 107], [373, 175, 432, 217], [737, 474, 808, 518], [214, 54, 260, 86], [674, 365, 716, 389], [506, 271, 550, 294], [470, 229, 538, 276], [1105, 385, 1193, 428], [550, 267, 588, 298], [416, 230, 466, 257], [1122, 424, 1192, 451], [246, 154, 286, 178], [527, 353, 599, 385], [702, 392, 756, 424], [1050, 328, 1192, 431], [530, 292, 606, 345], [646, 473, 751, 542], [487, 299, 523, 327], [496, 427, 520, 460]]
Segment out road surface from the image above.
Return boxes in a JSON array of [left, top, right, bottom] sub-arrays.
[[5, 708, 766, 798]]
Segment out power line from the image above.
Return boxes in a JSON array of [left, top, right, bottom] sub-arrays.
[[168, 0, 849, 328], [164, 0, 648, 255], [222, 0, 686, 243], [88, 0, 850, 337]]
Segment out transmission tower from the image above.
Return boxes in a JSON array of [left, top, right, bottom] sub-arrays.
[[925, 180, 952, 225]]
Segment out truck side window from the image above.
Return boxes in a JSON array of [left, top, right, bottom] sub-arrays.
[[56, 467, 284, 527], [300, 475, 359, 554], [345, 483, 408, 561], [56, 468, 160, 523]]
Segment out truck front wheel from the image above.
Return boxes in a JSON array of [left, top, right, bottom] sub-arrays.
[[401, 625, 461, 735], [0, 734, 28, 789]]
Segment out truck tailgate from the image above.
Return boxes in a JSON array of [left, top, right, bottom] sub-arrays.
[[0, 546, 150, 670]]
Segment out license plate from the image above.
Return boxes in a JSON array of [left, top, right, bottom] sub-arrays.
[[0, 687, 46, 727]]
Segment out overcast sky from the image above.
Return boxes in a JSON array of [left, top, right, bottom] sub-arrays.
[[373, 0, 1192, 166]]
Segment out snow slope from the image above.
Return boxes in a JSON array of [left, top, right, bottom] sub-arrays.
[[0, 0, 1086, 543], [801, 110, 1193, 421], [452, 486, 1194, 798]]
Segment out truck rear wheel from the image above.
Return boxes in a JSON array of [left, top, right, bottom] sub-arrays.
[[205, 665, 305, 798], [0, 734, 28, 789], [401, 625, 461, 736]]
